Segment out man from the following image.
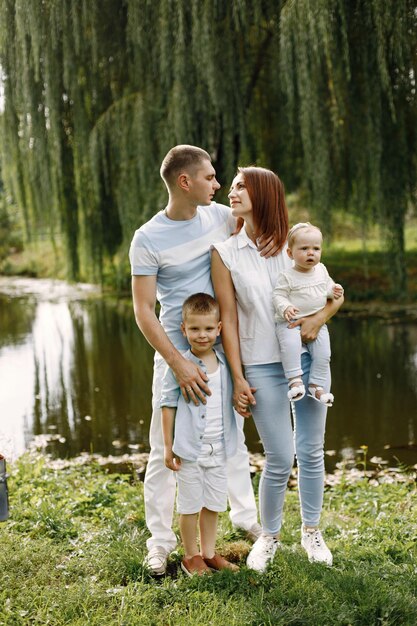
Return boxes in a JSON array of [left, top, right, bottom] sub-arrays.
[[129, 145, 262, 575]]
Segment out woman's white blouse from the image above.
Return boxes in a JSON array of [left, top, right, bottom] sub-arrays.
[[212, 228, 292, 366]]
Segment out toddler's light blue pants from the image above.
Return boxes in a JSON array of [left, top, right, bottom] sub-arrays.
[[276, 322, 331, 388]]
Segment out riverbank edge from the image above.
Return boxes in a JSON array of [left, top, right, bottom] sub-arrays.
[[1, 273, 417, 322], [26, 437, 417, 489], [1, 242, 417, 304]]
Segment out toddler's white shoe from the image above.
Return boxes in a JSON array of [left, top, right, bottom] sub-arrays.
[[247, 534, 280, 572], [287, 377, 305, 402], [143, 545, 169, 576], [307, 386, 334, 408], [301, 527, 333, 566]]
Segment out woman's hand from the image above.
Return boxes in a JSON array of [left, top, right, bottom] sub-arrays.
[[288, 314, 323, 343], [233, 378, 257, 418], [288, 295, 344, 343]]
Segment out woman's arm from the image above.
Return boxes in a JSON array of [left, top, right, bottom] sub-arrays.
[[289, 294, 344, 343], [211, 250, 256, 416]]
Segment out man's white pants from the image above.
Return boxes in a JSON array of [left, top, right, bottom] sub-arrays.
[[144, 354, 258, 551]]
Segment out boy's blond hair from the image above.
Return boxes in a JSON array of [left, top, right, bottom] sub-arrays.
[[182, 293, 220, 322]]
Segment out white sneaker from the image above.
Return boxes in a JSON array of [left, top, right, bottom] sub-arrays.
[[247, 534, 280, 572], [143, 546, 168, 576], [301, 527, 333, 566]]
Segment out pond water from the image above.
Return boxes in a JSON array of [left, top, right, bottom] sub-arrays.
[[1, 277, 417, 471]]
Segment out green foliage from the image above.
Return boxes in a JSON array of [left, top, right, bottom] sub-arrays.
[[326, 249, 417, 301], [280, 0, 417, 295], [0, 185, 23, 261], [0, 1, 415, 296], [1, 452, 417, 625]]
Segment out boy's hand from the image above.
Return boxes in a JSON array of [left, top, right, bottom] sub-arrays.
[[284, 305, 300, 322], [164, 447, 181, 471], [333, 283, 344, 300]]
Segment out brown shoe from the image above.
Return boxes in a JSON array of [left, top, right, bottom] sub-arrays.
[[181, 554, 212, 577], [203, 553, 239, 572]]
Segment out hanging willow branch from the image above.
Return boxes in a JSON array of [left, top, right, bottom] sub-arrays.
[[280, 0, 417, 295], [0, 0, 415, 296]]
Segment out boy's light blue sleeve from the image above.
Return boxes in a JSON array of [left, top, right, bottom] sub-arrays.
[[160, 367, 181, 408]]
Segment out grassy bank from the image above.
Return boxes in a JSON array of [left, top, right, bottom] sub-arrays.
[[1, 453, 416, 625], [2, 232, 417, 304]]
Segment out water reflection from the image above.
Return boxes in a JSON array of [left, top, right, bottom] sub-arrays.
[[0, 283, 154, 459], [0, 278, 417, 469], [327, 318, 417, 468]]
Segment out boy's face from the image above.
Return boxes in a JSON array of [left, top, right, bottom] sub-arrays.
[[185, 159, 221, 206], [287, 228, 322, 271], [181, 312, 221, 356]]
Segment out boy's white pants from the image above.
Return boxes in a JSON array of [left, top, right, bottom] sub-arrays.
[[144, 354, 258, 552]]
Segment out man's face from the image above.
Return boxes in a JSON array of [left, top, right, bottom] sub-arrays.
[[187, 159, 221, 206]]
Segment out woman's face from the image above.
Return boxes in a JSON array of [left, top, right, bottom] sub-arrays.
[[228, 173, 252, 219]]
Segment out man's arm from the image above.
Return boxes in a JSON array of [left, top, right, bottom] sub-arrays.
[[289, 295, 344, 343], [132, 274, 210, 403]]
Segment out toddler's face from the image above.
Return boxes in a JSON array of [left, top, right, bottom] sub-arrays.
[[288, 228, 322, 271], [181, 312, 221, 355]]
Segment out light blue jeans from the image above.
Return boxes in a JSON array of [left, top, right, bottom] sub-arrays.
[[245, 352, 328, 535], [275, 322, 331, 388]]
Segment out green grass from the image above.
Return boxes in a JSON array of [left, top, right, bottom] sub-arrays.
[[1, 453, 416, 625], [2, 214, 417, 300], [325, 249, 417, 302]]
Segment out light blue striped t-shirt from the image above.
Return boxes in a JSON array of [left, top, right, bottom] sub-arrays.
[[129, 203, 235, 350]]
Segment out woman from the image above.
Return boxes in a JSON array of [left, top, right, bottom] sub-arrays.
[[211, 167, 342, 572]]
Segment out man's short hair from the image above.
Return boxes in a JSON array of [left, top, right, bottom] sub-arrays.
[[182, 293, 220, 322], [160, 145, 211, 188]]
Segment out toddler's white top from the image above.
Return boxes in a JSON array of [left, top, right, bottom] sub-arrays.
[[273, 262, 335, 320], [212, 228, 292, 366]]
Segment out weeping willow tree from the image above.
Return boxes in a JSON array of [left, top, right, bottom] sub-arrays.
[[0, 0, 415, 293], [0, 0, 284, 282], [280, 0, 417, 296], [0, 1, 131, 280]]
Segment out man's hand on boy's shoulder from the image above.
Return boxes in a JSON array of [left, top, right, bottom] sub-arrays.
[[171, 353, 211, 406]]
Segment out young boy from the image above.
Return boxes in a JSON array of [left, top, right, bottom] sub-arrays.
[[161, 293, 239, 576]]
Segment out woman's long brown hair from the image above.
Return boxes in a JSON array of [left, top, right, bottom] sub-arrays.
[[234, 166, 289, 252]]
